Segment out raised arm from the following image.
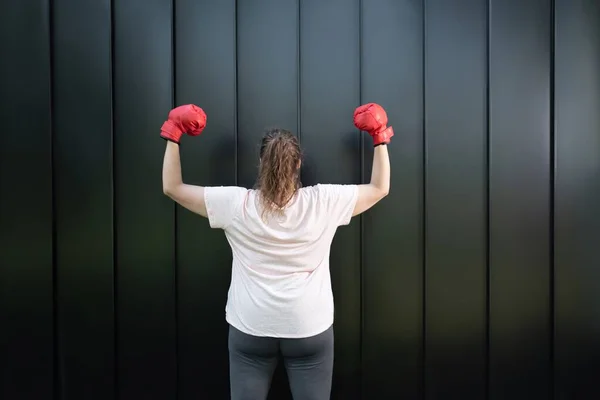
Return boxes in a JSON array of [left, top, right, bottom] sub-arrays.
[[162, 141, 207, 217], [352, 103, 393, 216], [161, 104, 209, 217]]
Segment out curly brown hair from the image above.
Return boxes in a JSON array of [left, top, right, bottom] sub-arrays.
[[255, 128, 303, 219]]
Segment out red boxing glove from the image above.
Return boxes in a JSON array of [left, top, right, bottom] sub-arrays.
[[160, 104, 207, 144], [353, 103, 394, 146]]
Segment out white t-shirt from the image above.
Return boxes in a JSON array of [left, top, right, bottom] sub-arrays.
[[204, 183, 359, 338]]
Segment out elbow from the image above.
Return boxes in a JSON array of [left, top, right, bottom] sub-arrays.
[[163, 178, 180, 198], [367, 183, 389, 201], [163, 185, 174, 198], [375, 183, 389, 198], [163, 182, 183, 199], [379, 187, 389, 198]]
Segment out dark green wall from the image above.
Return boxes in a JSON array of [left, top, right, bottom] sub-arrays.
[[1, 0, 599, 399]]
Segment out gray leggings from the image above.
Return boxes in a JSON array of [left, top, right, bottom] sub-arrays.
[[228, 324, 334, 400]]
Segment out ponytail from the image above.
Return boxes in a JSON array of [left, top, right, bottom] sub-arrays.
[[255, 129, 302, 219]]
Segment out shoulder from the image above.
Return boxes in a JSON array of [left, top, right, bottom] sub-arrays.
[[298, 184, 358, 226], [204, 185, 250, 209], [300, 183, 357, 197], [299, 183, 339, 194], [299, 184, 358, 207], [204, 186, 250, 229], [204, 185, 249, 198]]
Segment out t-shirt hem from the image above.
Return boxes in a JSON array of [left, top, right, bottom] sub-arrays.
[[225, 315, 334, 339]]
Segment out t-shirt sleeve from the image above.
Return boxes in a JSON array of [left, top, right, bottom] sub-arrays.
[[317, 184, 359, 227], [203, 186, 248, 230]]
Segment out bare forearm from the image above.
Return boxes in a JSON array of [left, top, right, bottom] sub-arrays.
[[369, 144, 390, 194], [162, 141, 182, 193]]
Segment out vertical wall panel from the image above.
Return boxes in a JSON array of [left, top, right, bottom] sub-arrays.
[[424, 1, 487, 398], [237, 1, 298, 398], [300, 1, 361, 398], [0, 1, 53, 398], [554, 0, 600, 398], [113, 0, 177, 398], [361, 0, 424, 398], [237, 0, 299, 188], [488, 0, 552, 398], [52, 0, 114, 398], [175, 0, 236, 398]]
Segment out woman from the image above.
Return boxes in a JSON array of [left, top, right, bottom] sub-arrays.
[[161, 102, 392, 400]]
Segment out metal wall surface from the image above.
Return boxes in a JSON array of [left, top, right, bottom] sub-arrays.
[[1, 0, 599, 399]]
